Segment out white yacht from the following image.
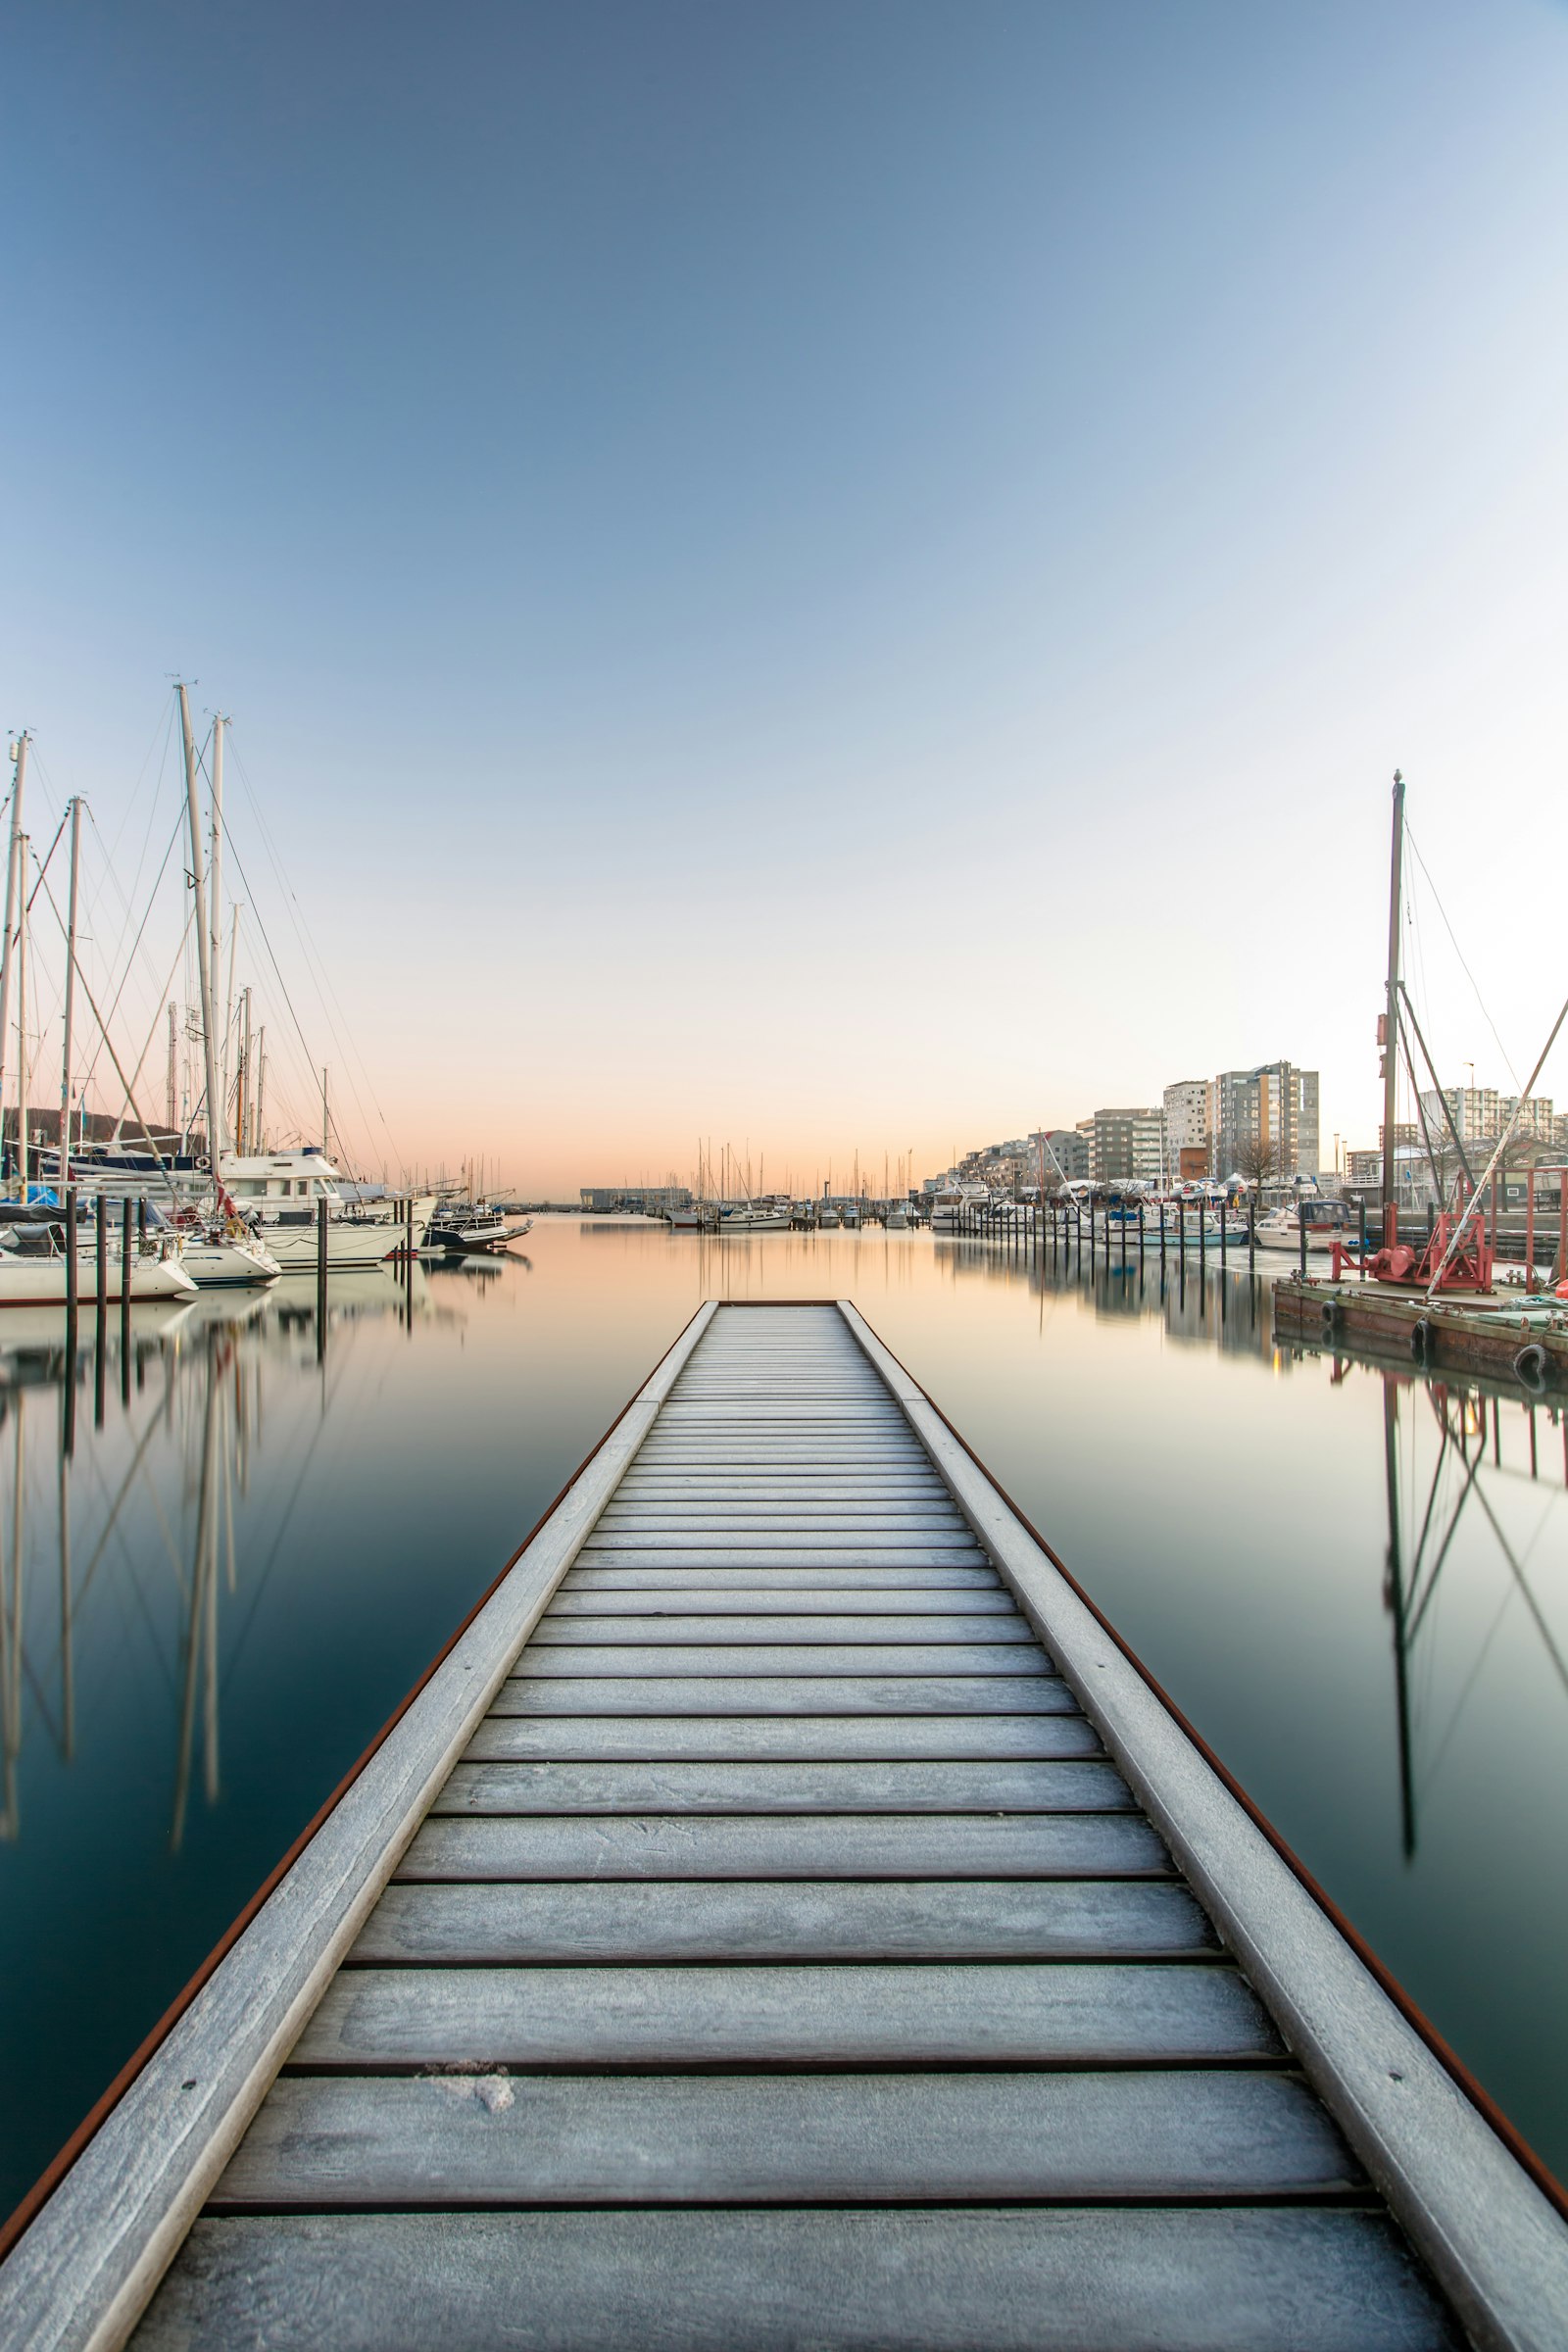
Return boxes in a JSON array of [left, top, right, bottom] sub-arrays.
[[719, 1204, 791, 1233], [218, 1151, 401, 1270]]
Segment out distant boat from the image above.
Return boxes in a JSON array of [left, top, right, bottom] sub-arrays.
[[719, 1206, 791, 1233], [427, 1202, 533, 1254], [817, 1205, 840, 1229], [885, 1203, 909, 1230]]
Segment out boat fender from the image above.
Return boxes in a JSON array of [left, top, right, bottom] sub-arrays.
[[1513, 1342, 1548, 1392], [1320, 1297, 1342, 1331], [1409, 1316, 1433, 1360]]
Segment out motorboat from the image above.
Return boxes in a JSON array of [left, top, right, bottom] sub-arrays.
[[885, 1203, 909, 1230], [1253, 1200, 1360, 1252], [817, 1205, 841, 1229], [426, 1201, 533, 1253], [719, 1205, 791, 1233]]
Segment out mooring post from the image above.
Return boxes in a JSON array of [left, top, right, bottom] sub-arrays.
[[1220, 1197, 1228, 1272], [94, 1208, 108, 1428], [121, 1197, 133, 1394], [65, 1186, 78, 1320], [1525, 1166, 1536, 1287], [1179, 1200, 1186, 1270], [1298, 1204, 1307, 1279], [1158, 1200, 1166, 1259], [317, 1198, 328, 1359], [1138, 1201, 1145, 1262], [1249, 1192, 1256, 1266]]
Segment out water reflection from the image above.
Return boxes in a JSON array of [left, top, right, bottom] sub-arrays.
[[1, 1218, 1565, 2215]]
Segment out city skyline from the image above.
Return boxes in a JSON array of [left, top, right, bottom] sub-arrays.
[[4, 4, 1567, 1194]]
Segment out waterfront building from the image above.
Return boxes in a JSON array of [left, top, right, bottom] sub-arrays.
[[1418, 1084, 1557, 1148], [1211, 1061, 1320, 1181], [1030, 1128, 1089, 1184], [1083, 1106, 1164, 1186], [1162, 1080, 1209, 1181], [578, 1186, 693, 1214]]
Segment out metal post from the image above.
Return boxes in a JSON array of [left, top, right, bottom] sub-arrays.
[[1179, 1200, 1186, 1270], [1249, 1192, 1255, 1266], [0, 736, 28, 1167], [1298, 1203, 1307, 1279], [1138, 1202, 1145, 1262], [1199, 1199, 1206, 1270], [1220, 1196, 1227, 1272], [317, 1196, 328, 1358], [65, 1185, 78, 1319], [1158, 1200, 1166, 1258], [1358, 1196, 1367, 1281], [121, 1196, 133, 1382], [138, 1195, 147, 1245], [94, 1204, 107, 1430], [1526, 1165, 1536, 1287]]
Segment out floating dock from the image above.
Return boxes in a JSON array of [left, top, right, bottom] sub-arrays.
[[1274, 1273, 1568, 1389], [4, 1301, 1566, 2349]]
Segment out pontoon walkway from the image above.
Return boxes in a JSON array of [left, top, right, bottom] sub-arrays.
[[4, 1303, 1567, 2349]]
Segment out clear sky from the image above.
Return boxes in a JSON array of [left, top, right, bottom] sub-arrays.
[[4, 2, 1567, 1192]]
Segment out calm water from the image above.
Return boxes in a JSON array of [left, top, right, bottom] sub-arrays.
[[2, 1216, 1565, 2216]]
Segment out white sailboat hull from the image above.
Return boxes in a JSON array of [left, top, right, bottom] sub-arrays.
[[0, 1254, 198, 1307], [252, 1220, 399, 1271]]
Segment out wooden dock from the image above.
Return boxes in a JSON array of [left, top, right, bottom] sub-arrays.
[[4, 1301, 1567, 2349]]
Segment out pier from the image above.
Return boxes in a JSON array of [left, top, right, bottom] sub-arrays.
[[3, 1302, 1566, 2348]]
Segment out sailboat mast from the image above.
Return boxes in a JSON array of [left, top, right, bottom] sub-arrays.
[[1381, 770, 1405, 1245], [59, 797, 82, 1185], [177, 684, 225, 1179], [15, 834, 28, 1198], [210, 714, 224, 1102], [0, 734, 28, 1173]]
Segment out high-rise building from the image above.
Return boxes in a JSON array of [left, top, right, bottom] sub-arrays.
[[1211, 1062, 1319, 1180], [1162, 1080, 1208, 1179], [1084, 1106, 1164, 1185], [1416, 1085, 1556, 1150]]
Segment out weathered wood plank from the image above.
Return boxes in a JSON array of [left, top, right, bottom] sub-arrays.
[[573, 1549, 990, 1569], [489, 1673, 1079, 1715], [396, 1811, 1173, 1882], [511, 1642, 1050, 1677], [432, 1757, 1134, 1815], [214, 2068, 1361, 2208], [580, 1533, 983, 1552], [547, 1588, 1017, 1615], [465, 1713, 1102, 1761], [133, 2208, 1460, 2352], [528, 1613, 1036, 1645], [349, 1876, 1217, 1965], [562, 1565, 1003, 1590], [291, 1960, 1279, 2068]]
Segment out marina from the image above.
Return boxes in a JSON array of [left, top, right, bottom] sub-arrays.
[[1, 1223, 1566, 2345]]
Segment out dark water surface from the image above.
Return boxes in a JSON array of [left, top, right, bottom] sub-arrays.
[[2, 1215, 1565, 2217]]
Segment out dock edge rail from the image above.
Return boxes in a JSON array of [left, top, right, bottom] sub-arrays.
[[0, 1299, 720, 2352], [838, 1297, 1568, 2352]]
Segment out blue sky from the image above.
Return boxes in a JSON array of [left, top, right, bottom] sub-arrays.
[[4, 2, 1567, 1185]]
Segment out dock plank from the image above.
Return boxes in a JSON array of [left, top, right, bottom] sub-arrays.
[[464, 1712, 1102, 1759], [432, 1757, 1135, 1815], [510, 1642, 1052, 1676], [291, 1960, 1281, 2067], [348, 1877, 1219, 1964], [134, 2209, 1459, 2352], [395, 1811, 1174, 1880], [528, 1612, 1036, 1644], [488, 1673, 1080, 1714], [213, 2069, 1361, 2207]]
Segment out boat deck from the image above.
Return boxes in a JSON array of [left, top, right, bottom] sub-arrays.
[[6, 1303, 1566, 2349]]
